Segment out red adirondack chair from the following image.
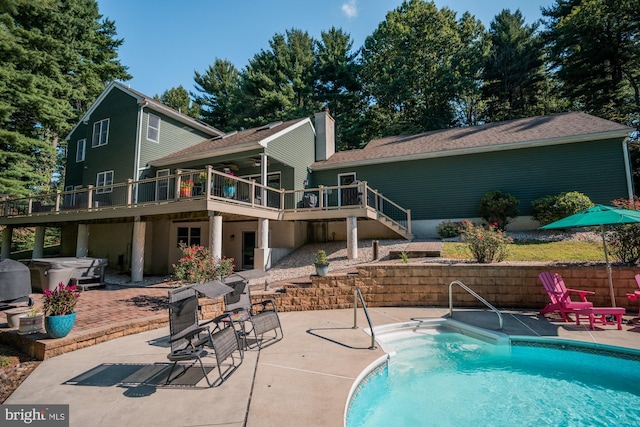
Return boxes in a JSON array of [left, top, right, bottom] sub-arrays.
[[539, 271, 594, 322], [626, 274, 640, 317]]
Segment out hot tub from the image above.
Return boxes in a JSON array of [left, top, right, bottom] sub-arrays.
[[23, 257, 108, 292]]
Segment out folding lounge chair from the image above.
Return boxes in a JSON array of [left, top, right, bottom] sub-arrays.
[[224, 274, 283, 349], [538, 271, 594, 322], [166, 286, 243, 387]]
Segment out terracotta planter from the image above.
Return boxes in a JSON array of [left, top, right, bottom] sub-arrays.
[[180, 187, 192, 197]]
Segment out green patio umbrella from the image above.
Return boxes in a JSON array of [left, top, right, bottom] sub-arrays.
[[540, 204, 640, 306]]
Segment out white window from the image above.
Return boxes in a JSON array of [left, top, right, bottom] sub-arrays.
[[177, 227, 201, 247], [96, 170, 114, 194], [76, 139, 86, 162], [92, 118, 110, 147], [147, 113, 161, 143]]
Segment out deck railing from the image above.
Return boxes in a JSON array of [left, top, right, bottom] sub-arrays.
[[1, 174, 411, 235]]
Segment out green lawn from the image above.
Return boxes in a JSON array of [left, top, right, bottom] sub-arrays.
[[442, 240, 606, 262]]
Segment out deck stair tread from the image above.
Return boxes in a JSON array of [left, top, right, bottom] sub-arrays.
[[388, 240, 442, 258]]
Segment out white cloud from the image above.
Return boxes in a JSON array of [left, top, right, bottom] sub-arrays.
[[341, 0, 358, 18]]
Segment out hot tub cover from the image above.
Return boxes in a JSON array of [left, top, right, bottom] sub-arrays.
[[0, 259, 32, 302]]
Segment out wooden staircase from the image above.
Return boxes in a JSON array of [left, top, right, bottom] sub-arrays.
[[376, 215, 414, 240]]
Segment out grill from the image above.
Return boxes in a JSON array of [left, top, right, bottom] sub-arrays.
[[0, 259, 33, 310]]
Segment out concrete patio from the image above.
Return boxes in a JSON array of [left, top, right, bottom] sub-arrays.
[[5, 306, 640, 426]]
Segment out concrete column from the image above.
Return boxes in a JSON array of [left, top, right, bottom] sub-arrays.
[[255, 218, 271, 271], [33, 226, 46, 258], [210, 214, 223, 259], [131, 217, 146, 282], [1, 226, 12, 260], [258, 218, 269, 249], [347, 216, 358, 260], [76, 224, 89, 257]]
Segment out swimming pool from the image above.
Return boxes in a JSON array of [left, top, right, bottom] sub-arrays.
[[345, 319, 640, 427]]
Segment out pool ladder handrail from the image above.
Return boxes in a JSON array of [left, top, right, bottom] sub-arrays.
[[353, 288, 377, 350], [449, 280, 504, 331]]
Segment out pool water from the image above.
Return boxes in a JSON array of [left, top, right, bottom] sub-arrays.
[[346, 330, 640, 426]]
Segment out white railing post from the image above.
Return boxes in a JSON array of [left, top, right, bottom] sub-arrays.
[[280, 189, 285, 210], [318, 185, 324, 209], [407, 209, 412, 234], [250, 180, 255, 206], [360, 181, 367, 207], [55, 190, 61, 212], [28, 196, 33, 215], [87, 185, 94, 208], [175, 169, 182, 200], [126, 179, 133, 205], [206, 165, 212, 199]]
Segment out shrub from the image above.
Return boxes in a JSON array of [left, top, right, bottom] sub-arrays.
[[460, 220, 512, 263], [607, 197, 640, 265], [478, 190, 519, 231], [531, 191, 594, 225], [172, 244, 235, 284], [436, 221, 462, 238]]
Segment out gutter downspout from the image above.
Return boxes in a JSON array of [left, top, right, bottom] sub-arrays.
[[622, 136, 635, 205], [134, 101, 148, 203]]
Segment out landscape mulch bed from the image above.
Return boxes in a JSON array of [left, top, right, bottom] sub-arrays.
[[0, 342, 40, 403]]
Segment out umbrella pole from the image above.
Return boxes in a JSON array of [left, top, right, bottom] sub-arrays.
[[601, 225, 616, 307]]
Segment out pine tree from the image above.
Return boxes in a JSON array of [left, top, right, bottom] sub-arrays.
[[0, 0, 130, 198]]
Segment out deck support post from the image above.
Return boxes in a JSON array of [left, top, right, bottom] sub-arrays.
[[33, 226, 46, 258], [76, 224, 89, 257], [1, 226, 12, 260], [255, 218, 270, 271], [210, 214, 223, 260], [347, 216, 358, 260], [131, 217, 146, 282]]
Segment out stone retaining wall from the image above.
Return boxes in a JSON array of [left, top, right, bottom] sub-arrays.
[[253, 263, 640, 313]]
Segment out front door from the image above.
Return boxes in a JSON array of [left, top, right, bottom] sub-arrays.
[[242, 231, 256, 270]]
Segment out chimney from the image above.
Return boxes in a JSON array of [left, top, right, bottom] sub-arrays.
[[314, 108, 335, 161]]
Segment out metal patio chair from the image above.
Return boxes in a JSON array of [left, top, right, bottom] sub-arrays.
[[223, 272, 283, 350], [166, 286, 243, 387]]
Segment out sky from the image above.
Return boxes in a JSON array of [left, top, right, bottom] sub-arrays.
[[97, 0, 554, 98]]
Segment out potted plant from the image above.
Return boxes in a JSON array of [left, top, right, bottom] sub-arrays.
[[313, 249, 329, 277], [43, 282, 80, 338], [18, 306, 44, 335], [180, 179, 194, 197]]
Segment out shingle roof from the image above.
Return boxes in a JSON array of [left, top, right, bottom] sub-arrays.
[[149, 118, 309, 166], [313, 112, 632, 169]]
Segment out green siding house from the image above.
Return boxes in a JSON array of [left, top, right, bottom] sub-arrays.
[[310, 112, 634, 237], [0, 81, 635, 281], [64, 81, 223, 192]]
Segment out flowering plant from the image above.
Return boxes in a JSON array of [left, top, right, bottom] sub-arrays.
[[460, 220, 512, 263], [180, 179, 194, 189], [223, 171, 236, 186], [172, 243, 235, 284], [43, 283, 80, 316]]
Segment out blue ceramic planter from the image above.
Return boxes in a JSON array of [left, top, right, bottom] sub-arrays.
[[45, 312, 76, 338], [223, 185, 236, 198]]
